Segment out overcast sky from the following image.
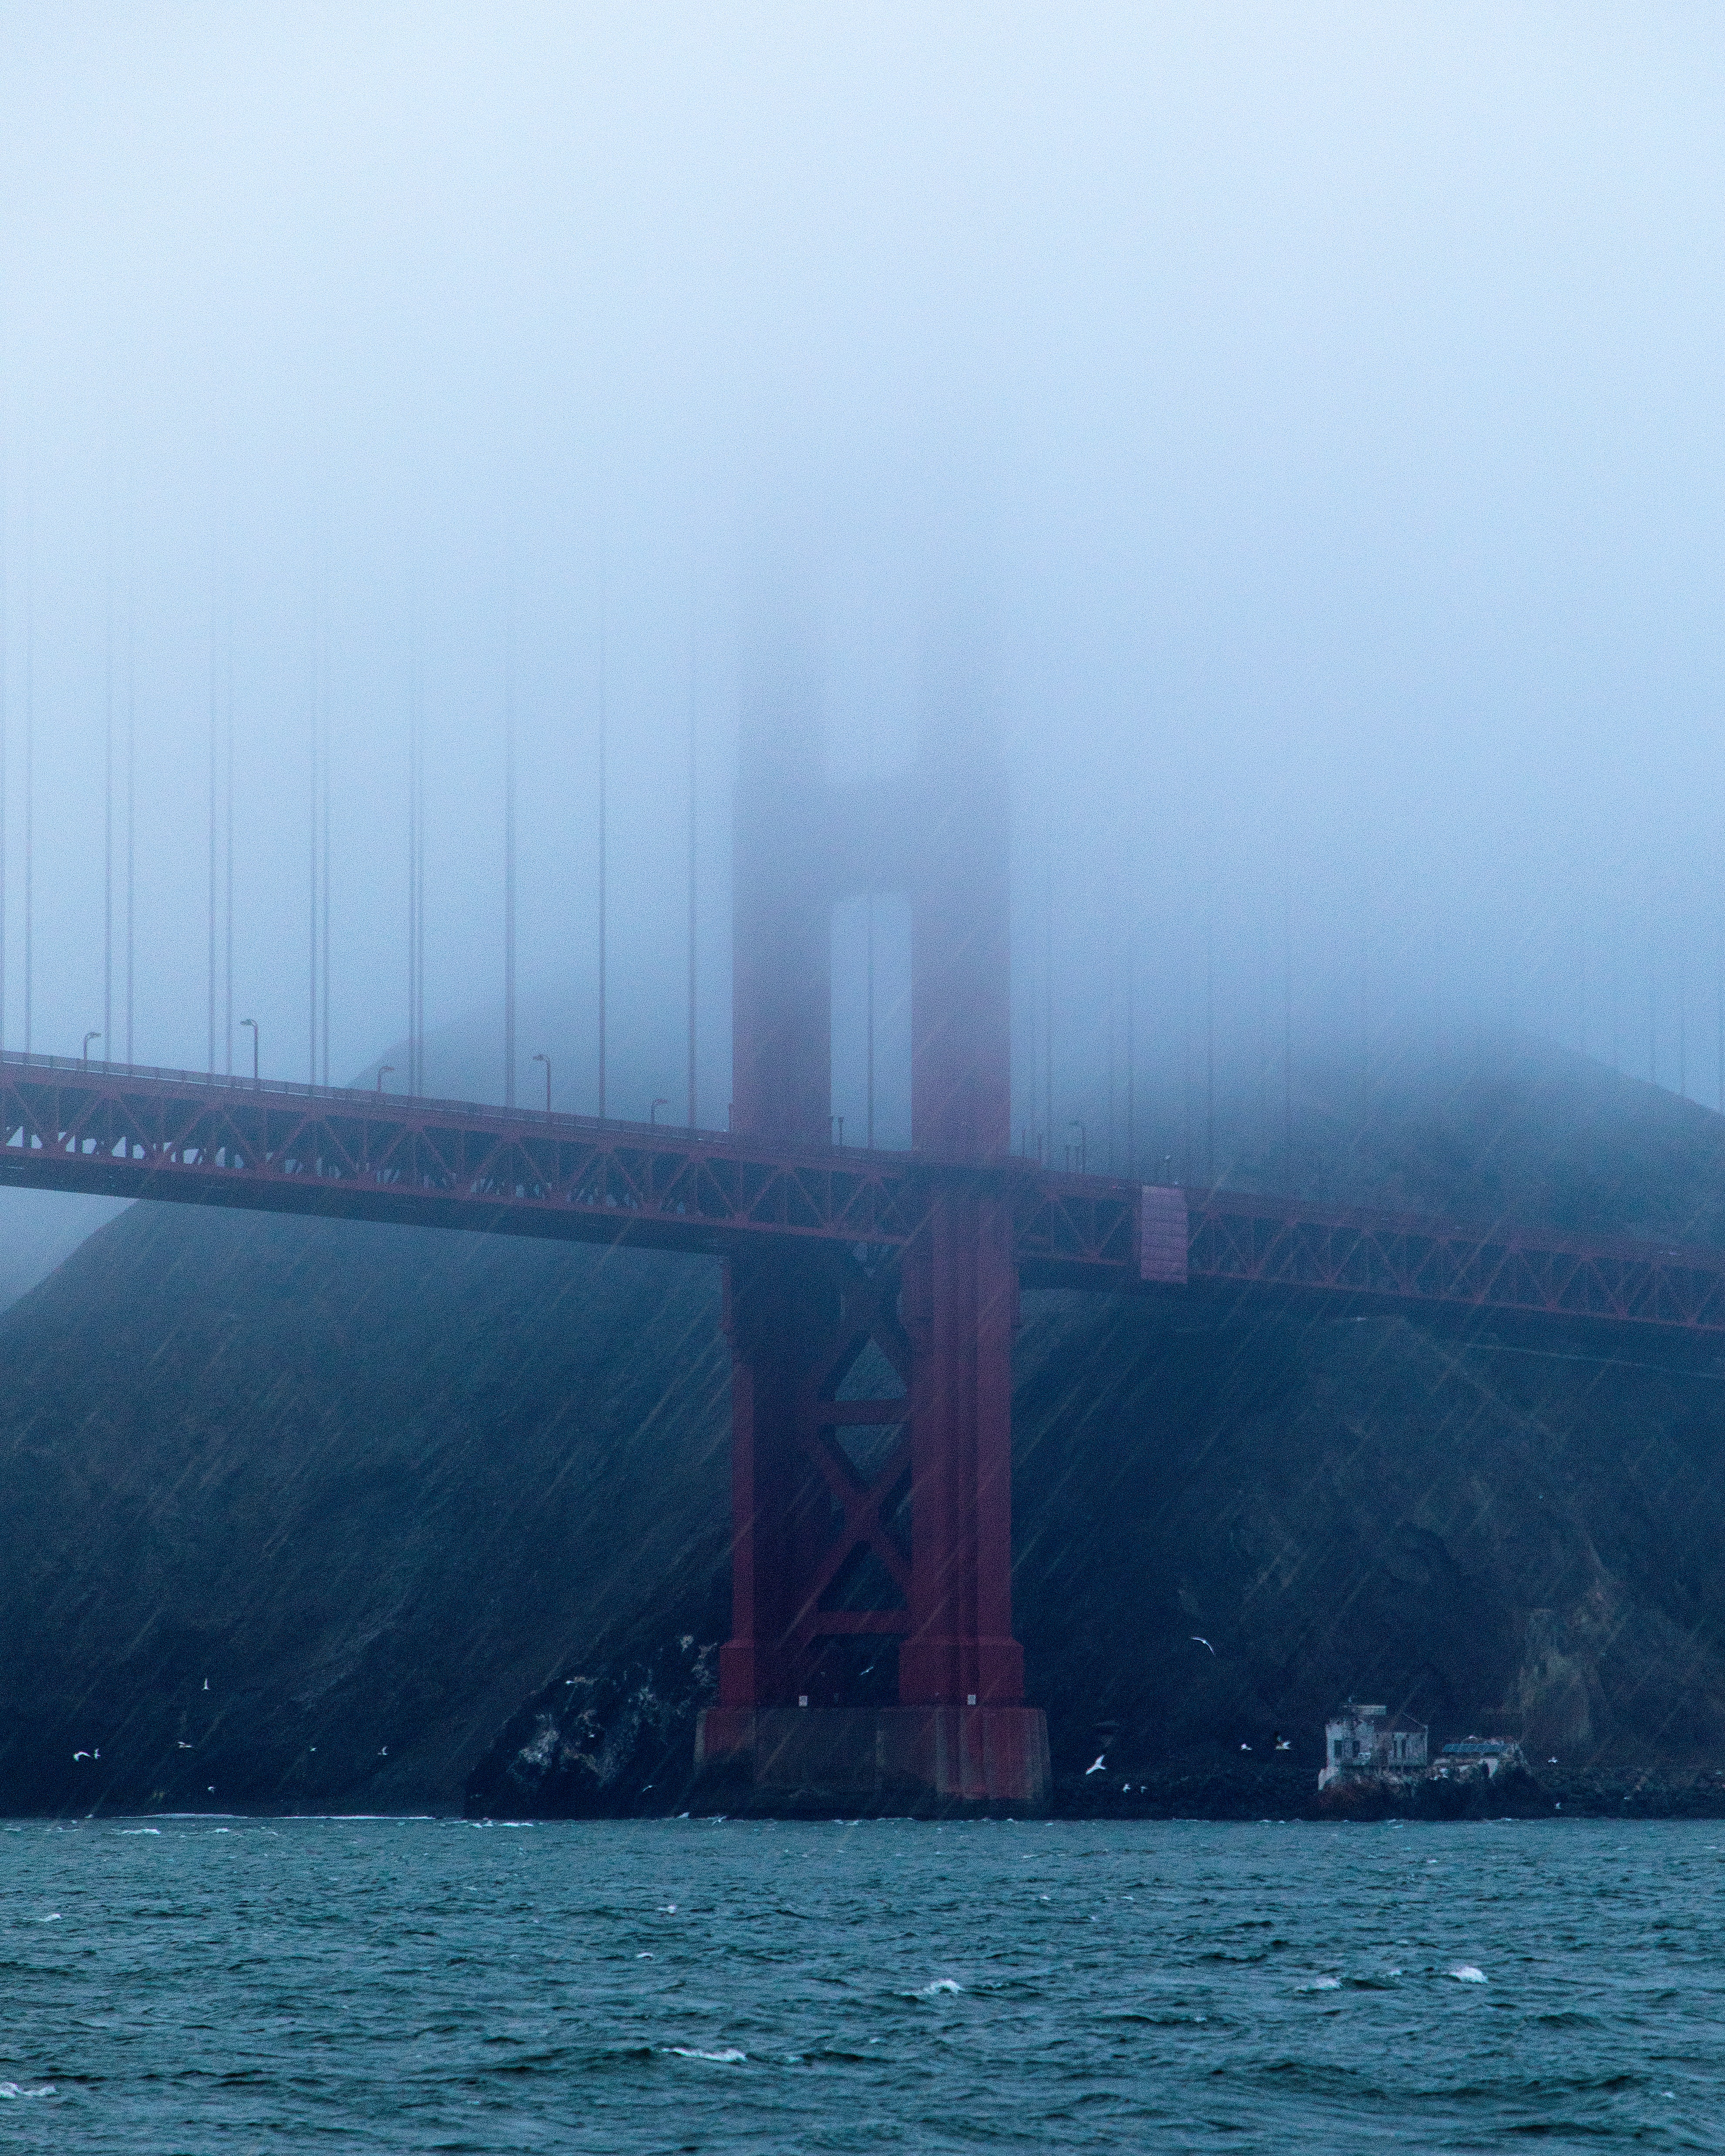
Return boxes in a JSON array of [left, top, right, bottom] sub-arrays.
[[2, 4, 1723, 1149]]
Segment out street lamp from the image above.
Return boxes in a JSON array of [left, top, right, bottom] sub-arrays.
[[531, 1053, 551, 1112], [650, 1097, 669, 1126], [240, 1019, 259, 1084], [81, 1031, 101, 1067], [1068, 1119, 1087, 1175], [376, 1065, 395, 1094]]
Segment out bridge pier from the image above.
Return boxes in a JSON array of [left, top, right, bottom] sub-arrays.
[[698, 1187, 1048, 1811], [696, 672, 1048, 1813]]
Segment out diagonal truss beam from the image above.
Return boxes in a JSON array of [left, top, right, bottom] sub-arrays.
[[5, 1051, 1725, 1336]]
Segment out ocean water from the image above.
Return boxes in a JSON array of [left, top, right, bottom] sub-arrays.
[[0, 1815, 1720, 2152]]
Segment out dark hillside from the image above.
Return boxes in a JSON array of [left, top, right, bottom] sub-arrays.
[[5, 1032, 1725, 1815], [0, 1206, 729, 1814]]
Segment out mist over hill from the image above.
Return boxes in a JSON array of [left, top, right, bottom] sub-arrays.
[[5, 1026, 1725, 1817]]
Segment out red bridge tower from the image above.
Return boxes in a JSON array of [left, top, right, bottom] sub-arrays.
[[694, 683, 1051, 1809]]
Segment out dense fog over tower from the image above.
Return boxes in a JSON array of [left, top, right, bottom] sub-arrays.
[[2, 7, 1724, 1171]]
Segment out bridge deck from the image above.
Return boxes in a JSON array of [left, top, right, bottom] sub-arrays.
[[2, 1051, 1722, 1335]]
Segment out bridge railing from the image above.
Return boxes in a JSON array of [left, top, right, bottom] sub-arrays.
[[0, 1048, 933, 1162], [0, 1048, 732, 1146]]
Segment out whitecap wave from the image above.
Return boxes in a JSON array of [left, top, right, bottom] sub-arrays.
[[0, 2084, 55, 2099], [1297, 1975, 1341, 1991], [919, 1978, 962, 1996], [670, 2047, 745, 2063], [1449, 1964, 1487, 1983]]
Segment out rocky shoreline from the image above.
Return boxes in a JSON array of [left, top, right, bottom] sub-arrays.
[[460, 1652, 1725, 1824]]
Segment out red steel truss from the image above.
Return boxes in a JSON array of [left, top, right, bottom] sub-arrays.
[[1181, 1186, 1725, 1334], [0, 1052, 931, 1256], [5, 1052, 1725, 1334], [1015, 1170, 1725, 1336]]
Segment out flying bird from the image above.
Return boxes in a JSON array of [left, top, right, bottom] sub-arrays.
[[1240, 1743, 1252, 1752], [73, 1750, 92, 1761], [177, 1741, 193, 1750], [1191, 1636, 1215, 1654], [1274, 1736, 1291, 1752], [1085, 1754, 1106, 1775]]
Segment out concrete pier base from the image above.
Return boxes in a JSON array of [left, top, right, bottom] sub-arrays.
[[694, 1705, 1051, 1816]]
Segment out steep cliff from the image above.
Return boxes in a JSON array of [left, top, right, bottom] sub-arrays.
[[5, 1032, 1725, 1816]]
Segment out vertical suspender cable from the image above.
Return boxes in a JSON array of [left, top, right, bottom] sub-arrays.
[[408, 619, 423, 1096], [1105, 865, 1116, 1172], [223, 574, 234, 1076], [412, 704, 421, 1095], [124, 521, 135, 1065], [686, 622, 697, 1131], [23, 530, 33, 1057], [103, 513, 113, 1064], [503, 594, 515, 1109], [0, 457, 8, 1053], [207, 571, 217, 1075], [866, 892, 875, 1150], [320, 618, 330, 1088], [406, 589, 421, 1097], [1124, 902, 1135, 1179], [597, 584, 607, 1122], [1204, 907, 1215, 1188], [1042, 838, 1052, 1163], [1282, 873, 1293, 1194], [308, 594, 318, 1085]]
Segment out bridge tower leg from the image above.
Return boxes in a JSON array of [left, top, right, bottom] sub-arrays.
[[695, 670, 1049, 1811]]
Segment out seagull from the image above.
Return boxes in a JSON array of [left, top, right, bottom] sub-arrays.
[[1191, 1636, 1216, 1654], [176, 1741, 193, 1751], [202, 1679, 209, 1692], [1240, 1743, 1252, 1752], [1085, 1754, 1106, 1775], [72, 1750, 92, 1761], [1274, 1736, 1291, 1752], [379, 1746, 388, 1757]]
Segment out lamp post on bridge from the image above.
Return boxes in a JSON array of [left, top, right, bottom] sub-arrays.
[[81, 1031, 101, 1068], [531, 1053, 551, 1112], [241, 1018, 259, 1085], [376, 1066, 394, 1094], [1068, 1119, 1087, 1174], [650, 1097, 669, 1127]]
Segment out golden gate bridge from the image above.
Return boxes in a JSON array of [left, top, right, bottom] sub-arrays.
[[2, 701, 1719, 1811]]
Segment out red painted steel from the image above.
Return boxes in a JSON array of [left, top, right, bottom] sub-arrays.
[[718, 1244, 914, 1712], [1180, 1187, 1725, 1333], [0, 1052, 934, 1257], [721, 699, 1026, 1753], [7, 1052, 1723, 1339]]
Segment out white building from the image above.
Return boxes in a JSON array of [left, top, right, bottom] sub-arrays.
[[1436, 1738, 1527, 1780], [1320, 1699, 1429, 1789]]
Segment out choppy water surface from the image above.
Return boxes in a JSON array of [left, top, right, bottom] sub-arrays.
[[1, 1815, 1721, 2151]]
